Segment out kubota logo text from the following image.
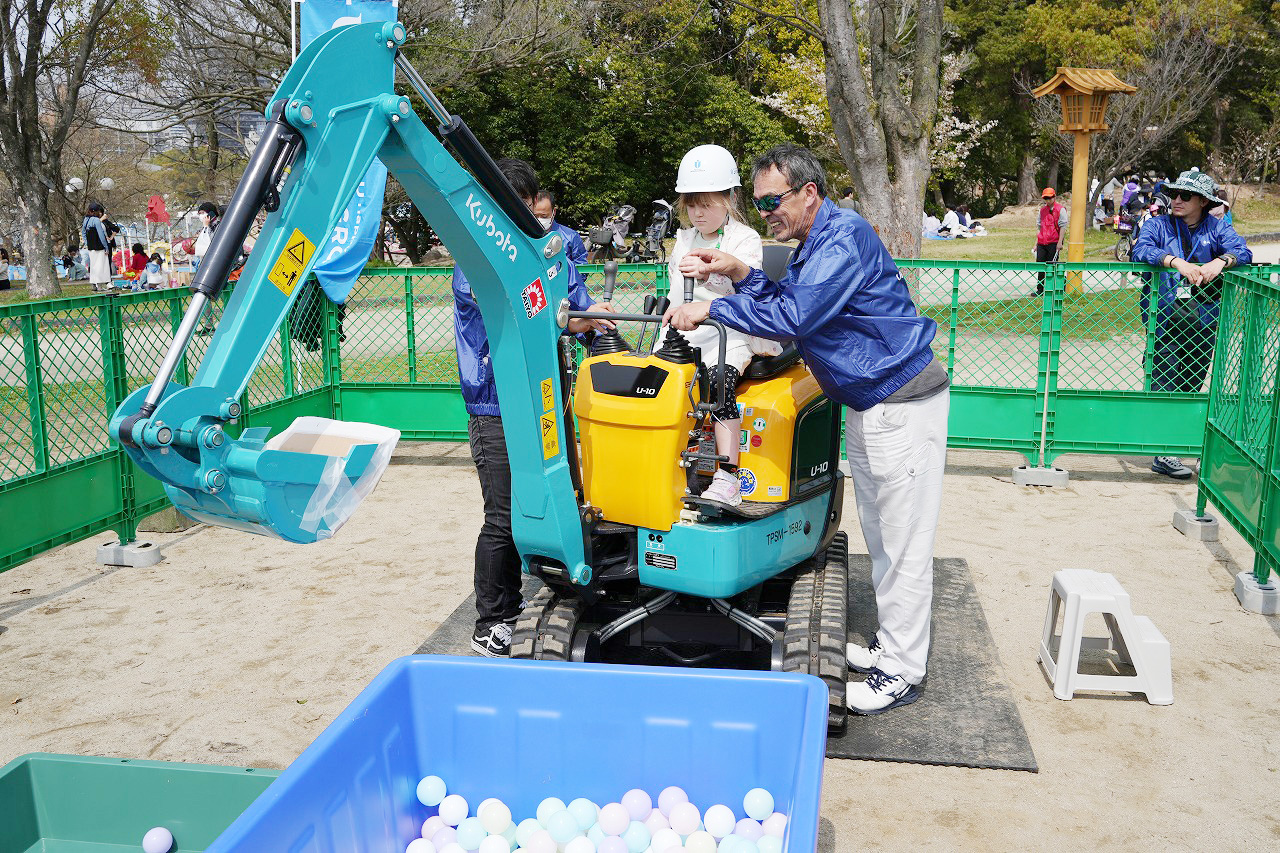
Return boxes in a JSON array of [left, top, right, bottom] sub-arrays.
[[465, 193, 517, 262]]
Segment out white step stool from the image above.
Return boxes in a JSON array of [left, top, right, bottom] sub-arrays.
[[1038, 569, 1172, 705]]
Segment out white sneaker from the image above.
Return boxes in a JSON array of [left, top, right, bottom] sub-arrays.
[[846, 637, 882, 673], [701, 469, 742, 507], [846, 668, 921, 715]]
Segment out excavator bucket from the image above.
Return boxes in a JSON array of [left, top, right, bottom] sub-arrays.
[[160, 417, 399, 544]]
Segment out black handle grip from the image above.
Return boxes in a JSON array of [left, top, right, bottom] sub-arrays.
[[653, 296, 670, 317], [642, 294, 657, 315], [602, 260, 618, 302], [683, 276, 696, 304]]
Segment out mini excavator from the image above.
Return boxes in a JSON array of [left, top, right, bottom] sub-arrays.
[[109, 23, 851, 730]]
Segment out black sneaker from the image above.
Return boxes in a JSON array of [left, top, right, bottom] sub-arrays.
[[471, 622, 512, 657], [1152, 456, 1193, 480]]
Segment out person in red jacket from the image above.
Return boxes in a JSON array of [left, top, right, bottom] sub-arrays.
[[1034, 188, 1068, 295]]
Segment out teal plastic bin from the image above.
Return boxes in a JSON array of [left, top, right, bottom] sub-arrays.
[[212, 655, 828, 851], [0, 753, 278, 852]]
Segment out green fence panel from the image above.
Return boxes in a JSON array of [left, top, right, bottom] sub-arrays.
[[1199, 265, 1280, 584], [898, 260, 1046, 464], [1049, 263, 1209, 461]]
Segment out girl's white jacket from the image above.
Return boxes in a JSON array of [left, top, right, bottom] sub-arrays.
[[665, 216, 782, 373]]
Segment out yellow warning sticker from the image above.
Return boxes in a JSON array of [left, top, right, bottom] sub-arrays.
[[267, 229, 315, 297], [541, 378, 555, 412], [540, 411, 559, 459]]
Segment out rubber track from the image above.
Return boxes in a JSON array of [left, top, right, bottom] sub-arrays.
[[509, 587, 584, 661], [782, 532, 849, 733]]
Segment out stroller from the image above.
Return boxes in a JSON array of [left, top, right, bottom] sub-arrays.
[[585, 204, 637, 262], [624, 200, 675, 264]]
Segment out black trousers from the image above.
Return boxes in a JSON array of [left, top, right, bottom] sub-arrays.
[[1035, 242, 1058, 293], [467, 415, 523, 632]]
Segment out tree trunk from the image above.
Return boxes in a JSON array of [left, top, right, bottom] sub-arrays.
[[205, 119, 221, 200], [1017, 151, 1039, 205], [1045, 157, 1060, 192], [16, 186, 61, 299], [1211, 97, 1228, 163]]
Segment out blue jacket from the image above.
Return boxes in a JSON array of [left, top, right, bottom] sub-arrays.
[[709, 200, 938, 411], [555, 222, 588, 267], [452, 258, 593, 416], [1131, 213, 1251, 331]]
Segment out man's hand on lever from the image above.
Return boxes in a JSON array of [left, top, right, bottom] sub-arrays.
[[663, 300, 712, 331], [567, 302, 617, 335], [677, 248, 749, 283]]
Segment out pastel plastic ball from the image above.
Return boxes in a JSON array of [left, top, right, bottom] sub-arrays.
[[717, 837, 742, 853], [439, 794, 469, 826], [438, 844, 467, 853], [547, 810, 580, 844], [536, 797, 567, 826], [644, 809, 670, 835], [598, 803, 630, 836], [668, 802, 701, 836], [742, 789, 774, 822], [657, 786, 689, 817], [760, 813, 787, 838], [703, 805, 736, 839], [622, 821, 651, 853], [480, 800, 513, 835], [423, 816, 447, 839], [417, 776, 448, 807], [516, 818, 543, 846], [733, 819, 763, 842], [757, 837, 782, 853], [478, 837, 510, 853], [621, 789, 652, 822], [564, 838, 596, 853], [684, 830, 718, 853], [567, 798, 599, 831], [587, 824, 607, 846], [407, 840, 437, 853], [651, 828, 683, 853], [525, 829, 557, 853], [598, 838, 629, 853], [432, 827, 458, 849], [456, 816, 486, 850], [142, 827, 174, 853]]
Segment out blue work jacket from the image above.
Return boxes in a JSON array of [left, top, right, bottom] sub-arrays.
[[452, 257, 593, 416], [1130, 213, 1252, 331], [554, 222, 588, 267], [709, 200, 937, 411]]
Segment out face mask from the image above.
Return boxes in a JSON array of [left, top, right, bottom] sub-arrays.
[[536, 216, 554, 229]]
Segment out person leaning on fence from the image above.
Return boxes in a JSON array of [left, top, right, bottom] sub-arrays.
[[1033, 188, 1067, 296], [453, 157, 615, 659], [1131, 168, 1252, 480], [665, 144, 950, 716]]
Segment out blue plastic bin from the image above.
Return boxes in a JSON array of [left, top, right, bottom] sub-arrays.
[[211, 655, 828, 852]]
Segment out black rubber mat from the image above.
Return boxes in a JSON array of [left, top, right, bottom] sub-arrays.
[[830, 555, 1038, 772], [415, 558, 1037, 772]]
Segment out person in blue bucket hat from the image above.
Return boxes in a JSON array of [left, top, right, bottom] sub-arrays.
[[1131, 167, 1251, 479]]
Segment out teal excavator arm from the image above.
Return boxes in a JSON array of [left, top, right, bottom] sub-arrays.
[[109, 22, 593, 583]]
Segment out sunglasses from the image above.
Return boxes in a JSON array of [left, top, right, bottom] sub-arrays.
[[752, 186, 802, 213], [1170, 190, 1204, 202]]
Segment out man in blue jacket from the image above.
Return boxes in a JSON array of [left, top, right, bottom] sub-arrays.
[[534, 190, 588, 268], [666, 144, 950, 715], [1131, 168, 1251, 479], [454, 158, 613, 656]]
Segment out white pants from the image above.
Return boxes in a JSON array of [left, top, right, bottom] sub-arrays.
[[88, 249, 111, 285], [844, 388, 949, 684]]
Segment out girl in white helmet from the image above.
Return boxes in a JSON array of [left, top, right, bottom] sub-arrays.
[[666, 144, 781, 507]]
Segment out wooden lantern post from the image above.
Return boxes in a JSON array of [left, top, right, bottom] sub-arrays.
[[1033, 68, 1136, 294]]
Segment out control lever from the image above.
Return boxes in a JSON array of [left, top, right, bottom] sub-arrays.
[[683, 276, 696, 303], [588, 260, 631, 355]]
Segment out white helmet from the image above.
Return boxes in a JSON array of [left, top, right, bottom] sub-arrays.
[[675, 145, 741, 193]]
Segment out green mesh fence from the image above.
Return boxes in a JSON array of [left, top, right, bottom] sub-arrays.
[[4, 260, 1273, 575], [1199, 266, 1280, 585]]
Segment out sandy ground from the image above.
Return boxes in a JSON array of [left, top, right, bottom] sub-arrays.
[[1, 443, 1278, 850]]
